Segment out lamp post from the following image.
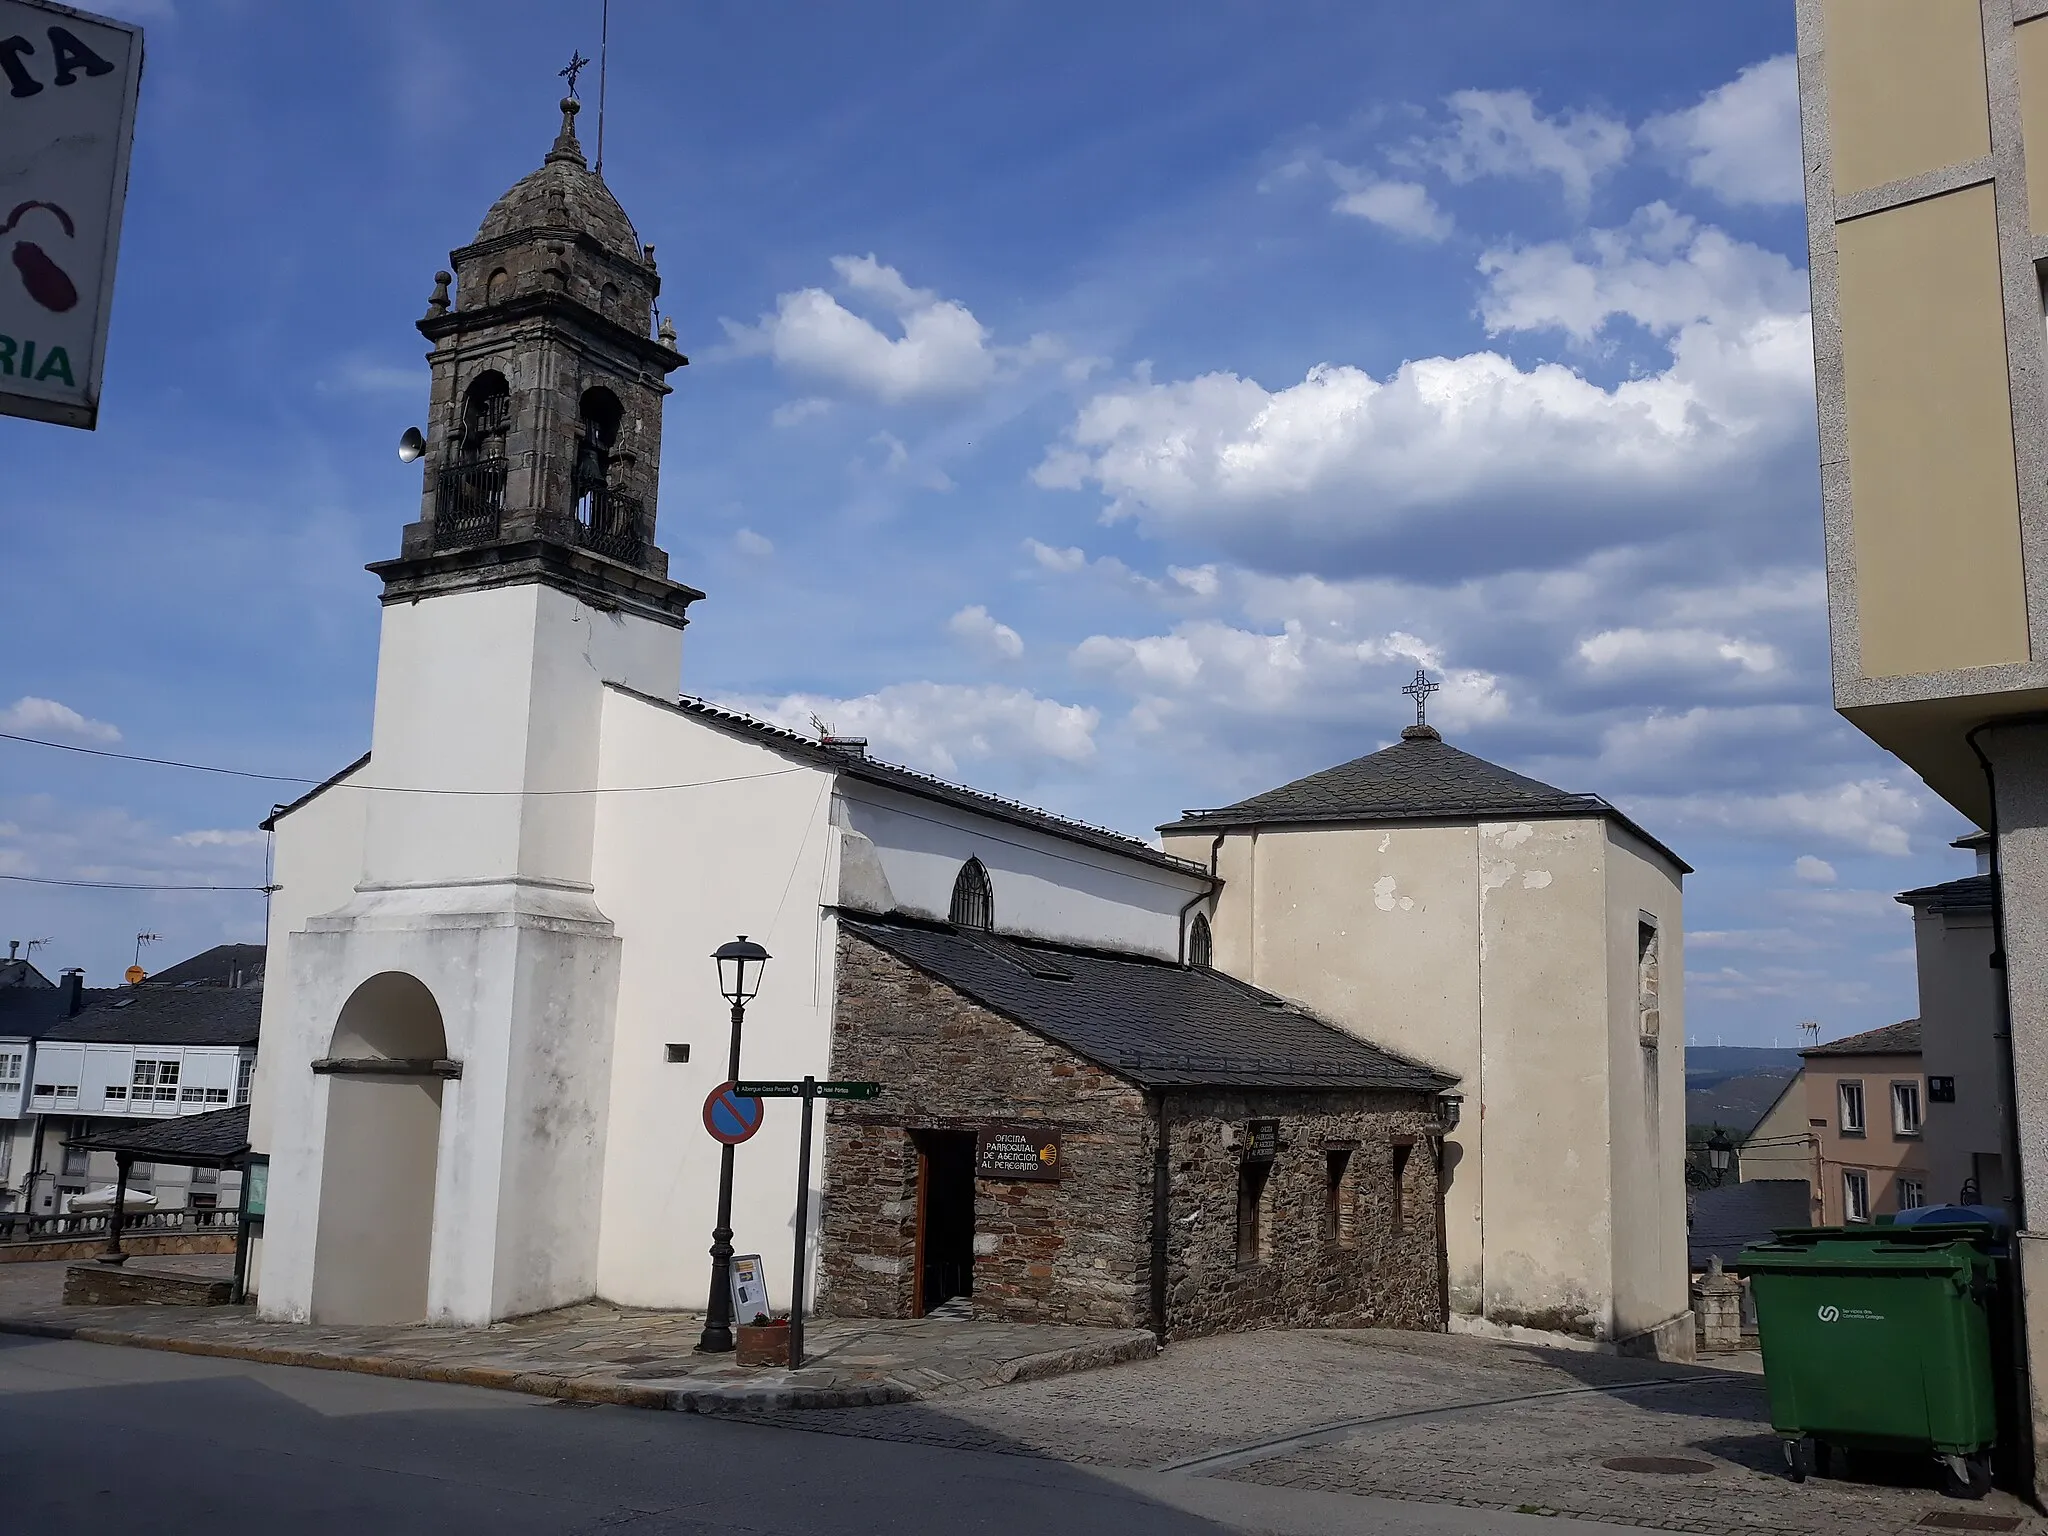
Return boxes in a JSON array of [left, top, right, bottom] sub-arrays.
[[1706, 1126, 1734, 1187], [697, 935, 769, 1354]]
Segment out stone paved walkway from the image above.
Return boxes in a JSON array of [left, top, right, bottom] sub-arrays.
[[0, 1258, 1155, 1410]]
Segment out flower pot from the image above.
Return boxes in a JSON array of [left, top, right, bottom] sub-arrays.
[[735, 1322, 790, 1367]]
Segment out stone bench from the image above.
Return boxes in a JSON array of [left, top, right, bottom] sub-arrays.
[[63, 1264, 233, 1308]]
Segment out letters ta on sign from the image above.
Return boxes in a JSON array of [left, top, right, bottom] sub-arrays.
[[0, 0, 145, 430], [975, 1126, 1063, 1182]]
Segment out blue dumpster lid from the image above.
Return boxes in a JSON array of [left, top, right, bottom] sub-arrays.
[[1891, 1204, 2009, 1230]]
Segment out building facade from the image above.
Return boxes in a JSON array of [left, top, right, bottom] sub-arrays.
[[1159, 725, 1692, 1357], [1797, 1021, 1928, 1225], [1796, 0, 2048, 1478]]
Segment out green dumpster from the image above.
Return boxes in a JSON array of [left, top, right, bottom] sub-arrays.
[[1737, 1223, 2004, 1497]]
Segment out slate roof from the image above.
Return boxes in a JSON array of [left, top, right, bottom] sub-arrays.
[[1164, 730, 1690, 873], [71, 1104, 250, 1166], [842, 914, 1455, 1093], [1801, 1019, 1920, 1059], [0, 957, 53, 988], [0, 987, 119, 1041], [1689, 1180, 1814, 1270], [45, 988, 262, 1048], [1897, 873, 1994, 913], [260, 753, 368, 831], [618, 687, 1209, 878], [144, 944, 265, 990]]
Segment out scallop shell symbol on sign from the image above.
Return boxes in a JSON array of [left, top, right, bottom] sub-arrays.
[[1817, 1304, 1841, 1323], [2, 200, 81, 313]]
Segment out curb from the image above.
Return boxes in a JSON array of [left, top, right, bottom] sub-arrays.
[[0, 1316, 1155, 1413]]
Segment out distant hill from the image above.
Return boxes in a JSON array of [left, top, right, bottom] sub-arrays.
[[1685, 1046, 1803, 1138]]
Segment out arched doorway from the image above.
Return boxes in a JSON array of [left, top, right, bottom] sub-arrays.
[[311, 973, 447, 1324]]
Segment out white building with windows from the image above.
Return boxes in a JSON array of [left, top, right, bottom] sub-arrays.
[[2, 984, 258, 1217]]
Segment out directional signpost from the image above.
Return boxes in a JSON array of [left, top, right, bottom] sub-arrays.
[[734, 1077, 882, 1366]]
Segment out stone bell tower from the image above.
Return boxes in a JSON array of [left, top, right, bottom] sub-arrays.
[[372, 94, 701, 627], [258, 97, 700, 1330]]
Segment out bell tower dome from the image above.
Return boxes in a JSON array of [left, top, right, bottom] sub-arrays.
[[371, 96, 701, 627]]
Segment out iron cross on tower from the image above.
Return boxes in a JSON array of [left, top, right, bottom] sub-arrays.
[[1402, 668, 1440, 729], [559, 50, 591, 98]]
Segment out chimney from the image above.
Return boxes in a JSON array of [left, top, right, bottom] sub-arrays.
[[7, 940, 16, 961], [58, 967, 84, 1016]]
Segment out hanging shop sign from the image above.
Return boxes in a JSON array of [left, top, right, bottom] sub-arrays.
[[975, 1126, 1062, 1182], [1, 0, 145, 430]]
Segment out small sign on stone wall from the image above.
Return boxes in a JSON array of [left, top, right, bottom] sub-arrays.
[[1243, 1120, 1279, 1162], [976, 1126, 1062, 1181]]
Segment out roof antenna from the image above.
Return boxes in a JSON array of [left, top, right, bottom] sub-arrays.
[[595, 0, 610, 176]]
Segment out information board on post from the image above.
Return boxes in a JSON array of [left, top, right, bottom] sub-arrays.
[[0, 0, 144, 430], [975, 1126, 1062, 1181], [729, 1253, 770, 1326]]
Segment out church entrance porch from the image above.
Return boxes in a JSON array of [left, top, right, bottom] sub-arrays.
[[914, 1130, 975, 1315]]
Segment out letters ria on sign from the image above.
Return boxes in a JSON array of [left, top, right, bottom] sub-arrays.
[[1, 0, 144, 430]]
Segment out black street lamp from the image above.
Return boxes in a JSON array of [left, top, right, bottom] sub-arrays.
[[697, 935, 770, 1354], [1706, 1126, 1735, 1187]]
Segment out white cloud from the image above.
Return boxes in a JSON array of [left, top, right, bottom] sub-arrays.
[[730, 683, 1099, 777], [725, 255, 1050, 403], [1035, 300, 1813, 565], [734, 528, 775, 557], [1330, 175, 1452, 241], [1794, 854, 1838, 885], [1074, 620, 1506, 733], [318, 356, 426, 398], [1023, 539, 1088, 573], [771, 397, 833, 427], [948, 605, 1024, 661], [1595, 706, 1814, 779], [1576, 626, 1779, 677], [1647, 55, 1803, 207], [870, 432, 956, 492], [0, 697, 120, 745], [1478, 203, 1807, 346], [173, 829, 267, 849], [1650, 778, 1928, 857], [1408, 89, 1631, 209]]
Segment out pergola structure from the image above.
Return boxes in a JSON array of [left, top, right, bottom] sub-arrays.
[[68, 1104, 256, 1300]]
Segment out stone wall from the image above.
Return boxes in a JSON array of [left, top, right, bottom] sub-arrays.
[[1162, 1090, 1445, 1338], [821, 931, 1449, 1339], [820, 934, 1154, 1327]]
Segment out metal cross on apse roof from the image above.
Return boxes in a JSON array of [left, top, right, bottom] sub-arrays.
[[1402, 668, 1440, 728], [559, 50, 591, 98]]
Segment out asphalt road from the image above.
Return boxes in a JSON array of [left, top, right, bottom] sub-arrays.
[[0, 1333, 1664, 1536]]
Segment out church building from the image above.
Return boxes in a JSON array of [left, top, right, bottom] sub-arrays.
[[245, 97, 1687, 1359]]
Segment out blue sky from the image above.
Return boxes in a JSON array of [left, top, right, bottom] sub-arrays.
[[0, 0, 1972, 1045]]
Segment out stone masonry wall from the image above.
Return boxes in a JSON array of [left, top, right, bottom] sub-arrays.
[[1162, 1090, 1445, 1339], [821, 930, 1449, 1339], [821, 933, 1154, 1327]]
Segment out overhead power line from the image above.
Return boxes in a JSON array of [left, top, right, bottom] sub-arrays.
[[0, 873, 273, 892], [0, 731, 811, 797]]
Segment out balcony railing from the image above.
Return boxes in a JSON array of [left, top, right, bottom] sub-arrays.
[[0, 1203, 241, 1244], [434, 457, 508, 547], [579, 489, 645, 563]]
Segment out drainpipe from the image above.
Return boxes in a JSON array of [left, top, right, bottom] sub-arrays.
[[1149, 1090, 1173, 1341], [1176, 834, 1226, 965], [1965, 721, 2036, 1495]]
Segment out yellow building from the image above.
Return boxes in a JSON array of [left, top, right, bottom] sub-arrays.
[[1797, 0, 2048, 1482]]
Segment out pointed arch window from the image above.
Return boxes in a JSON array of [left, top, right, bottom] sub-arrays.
[[949, 858, 993, 931], [1188, 913, 1213, 969]]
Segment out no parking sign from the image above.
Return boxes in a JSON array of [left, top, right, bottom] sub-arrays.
[[702, 1082, 764, 1145]]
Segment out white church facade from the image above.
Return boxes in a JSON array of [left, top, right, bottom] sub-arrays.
[[244, 97, 1690, 1357]]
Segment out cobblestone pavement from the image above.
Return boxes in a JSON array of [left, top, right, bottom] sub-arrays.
[[0, 1260, 1154, 1410], [736, 1329, 2046, 1536]]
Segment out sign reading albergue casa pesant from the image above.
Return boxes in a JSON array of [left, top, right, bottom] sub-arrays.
[[1, 0, 143, 431]]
